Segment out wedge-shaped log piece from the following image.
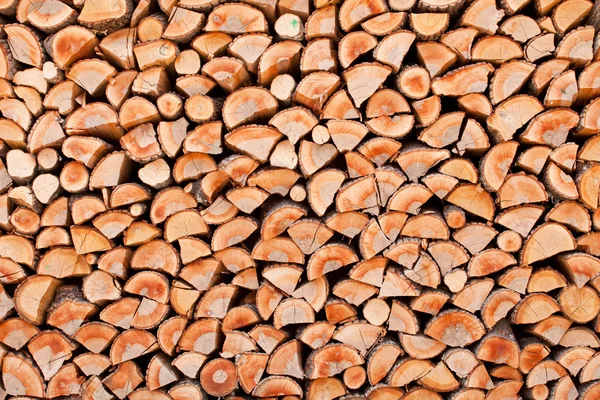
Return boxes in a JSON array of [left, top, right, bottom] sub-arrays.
[[38, 247, 91, 278], [322, 90, 361, 120], [453, 278, 494, 312], [327, 120, 369, 153], [446, 184, 495, 221], [120, 123, 162, 163], [472, 36, 523, 64], [333, 322, 385, 356], [28, 330, 76, 380], [183, 121, 223, 154], [389, 358, 434, 387], [146, 353, 179, 390], [416, 42, 457, 78], [235, 352, 268, 393], [226, 186, 269, 215], [494, 206, 542, 240], [222, 87, 278, 130], [401, 333, 446, 359], [4, 24, 44, 68], [432, 63, 494, 97], [556, 26, 594, 67], [379, 267, 421, 297], [46, 285, 96, 335], [580, 352, 600, 383], [336, 175, 377, 214], [521, 108, 579, 148], [299, 141, 338, 177], [521, 222, 576, 264], [306, 343, 364, 379], [489, 61, 535, 105], [164, 210, 208, 244], [252, 237, 304, 263], [191, 32, 232, 60], [0, 234, 35, 267], [307, 377, 347, 399], [339, 0, 387, 31], [205, 4, 268, 34], [131, 240, 180, 276], [67, 59, 116, 97], [298, 322, 335, 349], [460, 0, 504, 34], [248, 168, 301, 196], [15, 275, 61, 325], [333, 279, 378, 306], [262, 201, 307, 239], [418, 112, 464, 148], [307, 243, 358, 280], [99, 29, 136, 70], [288, 219, 334, 255], [342, 62, 392, 108], [293, 71, 341, 113], [228, 34, 271, 75], [325, 210, 369, 238], [252, 375, 302, 397], [547, 202, 590, 234], [266, 339, 304, 378], [273, 298, 314, 329], [212, 217, 258, 251], [270, 107, 317, 145], [388, 184, 433, 216], [576, 62, 600, 106], [497, 173, 547, 208], [397, 145, 450, 181], [465, 248, 516, 278], [368, 342, 403, 385], [102, 360, 143, 399], [175, 318, 221, 356], [2, 352, 45, 397], [71, 226, 112, 255], [258, 41, 302, 85], [72, 353, 111, 377], [405, 253, 441, 288], [176, 153, 219, 185], [544, 70, 578, 108], [419, 361, 460, 392], [487, 95, 544, 142], [402, 213, 449, 239], [46, 363, 84, 398], [339, 32, 378, 69], [77, 0, 131, 31], [511, 293, 560, 324], [150, 187, 197, 225], [110, 329, 158, 365], [552, 0, 592, 34], [65, 103, 124, 143], [498, 15, 540, 43], [425, 309, 485, 347], [556, 252, 600, 288], [370, 31, 415, 75], [525, 33, 556, 62]]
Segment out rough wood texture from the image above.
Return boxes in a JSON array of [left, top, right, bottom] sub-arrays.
[[0, 0, 600, 398]]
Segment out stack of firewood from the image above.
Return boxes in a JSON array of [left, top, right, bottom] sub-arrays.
[[1, 0, 600, 398]]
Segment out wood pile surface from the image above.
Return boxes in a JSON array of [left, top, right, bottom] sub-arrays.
[[0, 0, 600, 398]]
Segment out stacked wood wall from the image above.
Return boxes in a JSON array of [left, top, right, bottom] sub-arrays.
[[0, 0, 599, 398]]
